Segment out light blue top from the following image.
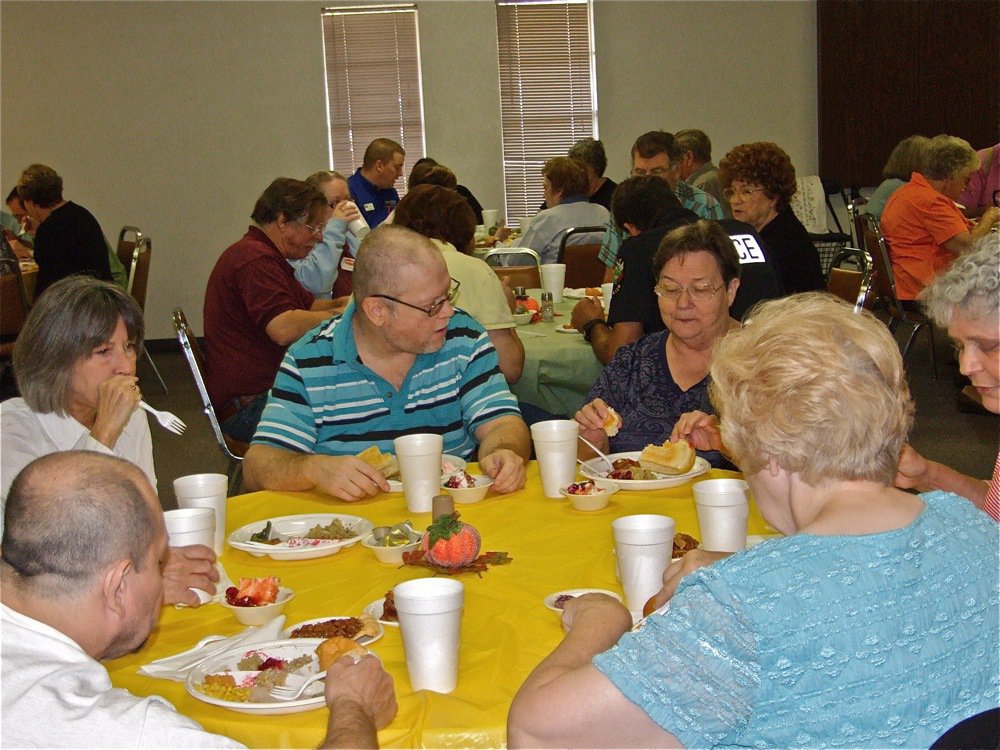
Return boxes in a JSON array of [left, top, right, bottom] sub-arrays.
[[288, 216, 359, 299], [252, 304, 521, 458], [593, 491, 1000, 749], [864, 178, 907, 221], [520, 197, 609, 265]]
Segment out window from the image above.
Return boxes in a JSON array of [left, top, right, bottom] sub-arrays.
[[321, 4, 426, 183], [496, 0, 597, 225]]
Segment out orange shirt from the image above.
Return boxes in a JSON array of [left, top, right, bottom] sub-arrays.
[[881, 172, 970, 300]]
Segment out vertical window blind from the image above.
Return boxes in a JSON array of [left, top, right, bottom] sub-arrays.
[[496, 0, 597, 226], [321, 4, 425, 183]]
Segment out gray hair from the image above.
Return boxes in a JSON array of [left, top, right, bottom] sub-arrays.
[[881, 135, 930, 181], [250, 177, 327, 226], [675, 129, 713, 163], [304, 170, 347, 190], [1, 452, 158, 597], [13, 276, 145, 415], [353, 224, 437, 301], [567, 138, 608, 177], [922, 134, 977, 181], [920, 234, 1000, 326]]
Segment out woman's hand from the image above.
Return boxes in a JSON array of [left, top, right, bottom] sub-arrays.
[[575, 398, 613, 454], [670, 410, 724, 453], [332, 200, 362, 224], [895, 443, 932, 491], [89, 375, 141, 450], [644, 549, 732, 612]]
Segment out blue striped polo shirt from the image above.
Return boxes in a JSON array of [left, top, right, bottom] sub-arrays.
[[252, 302, 521, 458]]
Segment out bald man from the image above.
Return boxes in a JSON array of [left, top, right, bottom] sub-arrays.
[[245, 224, 531, 501], [1, 451, 397, 748]]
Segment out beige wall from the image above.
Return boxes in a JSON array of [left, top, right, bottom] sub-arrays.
[[1, 0, 816, 339]]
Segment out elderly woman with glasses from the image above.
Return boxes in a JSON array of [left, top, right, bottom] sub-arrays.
[[1, 276, 218, 606], [575, 220, 739, 465], [719, 141, 824, 294], [895, 235, 1000, 519], [510, 293, 998, 749]]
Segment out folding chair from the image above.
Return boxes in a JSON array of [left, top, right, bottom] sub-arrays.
[[482, 247, 542, 289], [861, 214, 937, 377], [826, 247, 873, 313], [172, 308, 246, 493], [126, 238, 167, 392], [557, 226, 606, 288], [116, 226, 143, 279]]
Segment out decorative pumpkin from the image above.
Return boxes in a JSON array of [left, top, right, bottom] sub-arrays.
[[421, 512, 481, 568]]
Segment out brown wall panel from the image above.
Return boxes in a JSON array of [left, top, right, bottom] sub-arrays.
[[818, 0, 999, 190]]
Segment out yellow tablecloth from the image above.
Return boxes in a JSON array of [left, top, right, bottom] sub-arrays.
[[106, 463, 773, 749]]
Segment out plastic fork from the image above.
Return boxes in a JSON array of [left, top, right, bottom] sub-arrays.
[[269, 672, 326, 701], [138, 401, 186, 435]]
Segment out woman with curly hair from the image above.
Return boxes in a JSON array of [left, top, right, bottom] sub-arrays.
[[719, 142, 823, 294]]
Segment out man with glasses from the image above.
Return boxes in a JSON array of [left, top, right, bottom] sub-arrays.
[[244, 224, 531, 502], [348, 139, 405, 229], [596, 131, 725, 276], [204, 178, 344, 444]]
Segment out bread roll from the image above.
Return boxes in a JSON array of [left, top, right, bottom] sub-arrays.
[[602, 407, 622, 437], [356, 446, 400, 478], [639, 440, 695, 475], [316, 636, 368, 670]]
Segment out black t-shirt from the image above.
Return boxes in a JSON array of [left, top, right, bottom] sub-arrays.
[[455, 184, 484, 225], [759, 206, 824, 294], [589, 177, 617, 210], [33, 201, 111, 297], [608, 213, 785, 333]]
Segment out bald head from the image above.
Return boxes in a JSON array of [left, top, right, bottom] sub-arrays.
[[2, 452, 159, 597], [353, 224, 446, 301]]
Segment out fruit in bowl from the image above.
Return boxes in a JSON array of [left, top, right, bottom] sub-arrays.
[[560, 480, 618, 511], [441, 471, 493, 504], [221, 577, 294, 625], [362, 523, 421, 564]]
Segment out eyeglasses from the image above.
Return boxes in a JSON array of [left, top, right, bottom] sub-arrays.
[[371, 278, 461, 317], [654, 281, 724, 302], [631, 166, 675, 178], [722, 186, 765, 202]]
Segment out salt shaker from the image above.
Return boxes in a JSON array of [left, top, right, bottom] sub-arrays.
[[540, 291, 554, 322]]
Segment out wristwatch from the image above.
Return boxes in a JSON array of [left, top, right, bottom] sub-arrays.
[[581, 318, 609, 343]]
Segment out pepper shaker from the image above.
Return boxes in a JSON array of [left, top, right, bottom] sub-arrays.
[[540, 291, 554, 322]]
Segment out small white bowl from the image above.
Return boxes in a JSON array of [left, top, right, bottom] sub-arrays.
[[513, 311, 533, 325], [560, 480, 618, 511], [441, 474, 493, 504], [221, 586, 294, 626], [362, 531, 422, 565]]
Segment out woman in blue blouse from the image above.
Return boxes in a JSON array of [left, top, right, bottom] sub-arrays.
[[509, 293, 999, 749]]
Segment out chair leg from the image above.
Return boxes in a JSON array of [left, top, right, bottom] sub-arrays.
[[901, 322, 921, 361], [927, 323, 938, 380], [227, 460, 243, 496], [143, 349, 168, 393]]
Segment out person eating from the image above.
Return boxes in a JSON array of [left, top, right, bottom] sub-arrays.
[[509, 293, 998, 749], [244, 224, 531, 501], [575, 220, 739, 466], [0, 276, 217, 606]]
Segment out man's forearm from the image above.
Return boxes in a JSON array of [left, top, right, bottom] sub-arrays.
[[243, 445, 316, 492], [479, 416, 532, 461], [320, 698, 379, 750]]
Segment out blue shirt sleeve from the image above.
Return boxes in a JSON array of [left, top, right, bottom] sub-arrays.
[[289, 218, 349, 297]]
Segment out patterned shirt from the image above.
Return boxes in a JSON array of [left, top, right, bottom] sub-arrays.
[[598, 180, 725, 268], [985, 453, 1000, 521], [252, 304, 521, 459], [594, 491, 1000, 749]]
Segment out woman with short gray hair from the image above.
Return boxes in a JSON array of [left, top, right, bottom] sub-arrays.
[[2, 276, 153, 506], [895, 234, 1000, 520]]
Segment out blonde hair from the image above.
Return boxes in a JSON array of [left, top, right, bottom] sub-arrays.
[[710, 293, 913, 485]]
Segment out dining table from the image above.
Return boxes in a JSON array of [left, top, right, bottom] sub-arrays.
[[106, 462, 775, 749], [509, 290, 604, 418]]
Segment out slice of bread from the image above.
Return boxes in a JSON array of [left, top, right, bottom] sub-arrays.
[[639, 440, 696, 475], [356, 446, 400, 478], [603, 407, 622, 437]]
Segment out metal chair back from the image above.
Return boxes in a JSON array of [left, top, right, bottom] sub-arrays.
[[125, 238, 167, 392], [826, 247, 873, 312], [556, 226, 605, 288], [116, 226, 143, 278], [172, 308, 247, 492], [483, 247, 542, 288]]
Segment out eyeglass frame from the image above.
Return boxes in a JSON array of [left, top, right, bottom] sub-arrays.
[[370, 277, 462, 317], [654, 280, 726, 302], [630, 164, 677, 178], [722, 185, 766, 203]]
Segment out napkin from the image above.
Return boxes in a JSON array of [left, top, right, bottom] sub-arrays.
[[139, 615, 286, 681], [173, 561, 234, 609]]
